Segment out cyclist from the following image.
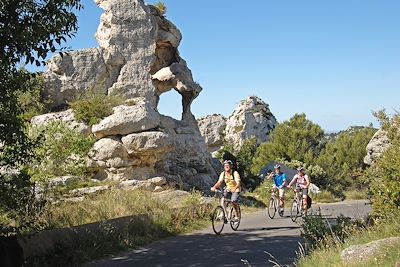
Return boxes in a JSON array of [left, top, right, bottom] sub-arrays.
[[288, 167, 310, 213], [266, 164, 287, 214], [210, 160, 241, 222]]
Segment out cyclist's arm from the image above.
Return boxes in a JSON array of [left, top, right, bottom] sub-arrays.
[[211, 172, 224, 191], [288, 175, 297, 187], [304, 175, 311, 188], [266, 172, 274, 180], [280, 173, 287, 188]]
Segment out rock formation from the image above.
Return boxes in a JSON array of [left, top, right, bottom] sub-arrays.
[[197, 114, 227, 153], [36, 0, 217, 190], [198, 96, 277, 152], [364, 129, 391, 165]]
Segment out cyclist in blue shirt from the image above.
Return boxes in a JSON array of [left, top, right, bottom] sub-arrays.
[[266, 164, 287, 214]]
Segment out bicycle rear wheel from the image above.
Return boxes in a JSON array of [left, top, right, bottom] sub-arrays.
[[290, 200, 299, 222], [268, 197, 276, 219], [229, 204, 241, 231], [212, 206, 225, 235]]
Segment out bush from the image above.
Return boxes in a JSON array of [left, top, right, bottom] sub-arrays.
[[15, 72, 51, 121], [301, 212, 365, 248], [364, 111, 400, 216], [27, 121, 95, 184], [70, 91, 123, 126]]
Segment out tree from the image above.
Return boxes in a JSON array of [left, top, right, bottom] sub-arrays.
[[251, 113, 324, 174], [0, 0, 82, 232], [316, 127, 376, 191]]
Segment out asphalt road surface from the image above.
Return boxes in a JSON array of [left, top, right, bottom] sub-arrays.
[[84, 200, 371, 267]]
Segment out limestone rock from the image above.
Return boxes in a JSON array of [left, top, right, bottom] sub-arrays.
[[364, 129, 391, 165], [31, 109, 91, 136], [341, 237, 400, 265], [39, 0, 216, 191], [88, 136, 131, 168], [92, 98, 160, 139], [70, 185, 111, 196], [225, 96, 277, 150], [197, 114, 227, 153]]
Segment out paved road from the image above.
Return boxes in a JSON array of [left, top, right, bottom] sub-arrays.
[[84, 200, 371, 267]]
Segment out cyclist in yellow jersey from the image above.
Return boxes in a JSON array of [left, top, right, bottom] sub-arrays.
[[211, 160, 241, 221]]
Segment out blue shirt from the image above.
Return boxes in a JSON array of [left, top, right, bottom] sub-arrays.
[[272, 173, 286, 187]]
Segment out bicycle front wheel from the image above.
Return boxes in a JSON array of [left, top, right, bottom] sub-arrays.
[[268, 197, 276, 219], [290, 200, 299, 222], [230, 205, 241, 231], [212, 206, 225, 235]]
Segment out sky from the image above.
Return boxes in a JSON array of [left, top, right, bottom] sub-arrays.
[[44, 0, 400, 132]]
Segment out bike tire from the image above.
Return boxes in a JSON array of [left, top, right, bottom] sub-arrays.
[[230, 204, 241, 231], [212, 206, 225, 235], [268, 197, 276, 219], [290, 200, 299, 222]]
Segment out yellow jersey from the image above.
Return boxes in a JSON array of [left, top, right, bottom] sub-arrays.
[[218, 170, 241, 192]]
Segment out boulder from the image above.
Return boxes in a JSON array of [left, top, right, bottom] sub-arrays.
[[92, 98, 160, 139], [197, 114, 227, 153], [341, 237, 400, 265], [225, 96, 277, 151], [364, 129, 391, 165], [31, 109, 91, 136]]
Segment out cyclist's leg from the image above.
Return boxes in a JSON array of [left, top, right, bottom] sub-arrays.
[[278, 188, 285, 210], [302, 188, 309, 212], [231, 192, 240, 219], [222, 190, 230, 216], [272, 185, 278, 196]]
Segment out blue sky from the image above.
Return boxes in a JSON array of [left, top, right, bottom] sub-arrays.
[[51, 0, 400, 132]]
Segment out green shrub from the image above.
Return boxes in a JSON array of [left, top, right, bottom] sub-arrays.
[[27, 121, 95, 184], [70, 91, 123, 126], [301, 212, 365, 248], [311, 190, 336, 203], [15, 72, 51, 121], [364, 111, 400, 216]]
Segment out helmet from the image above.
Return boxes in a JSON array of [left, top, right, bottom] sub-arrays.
[[297, 167, 304, 172], [274, 164, 281, 169], [223, 160, 233, 166]]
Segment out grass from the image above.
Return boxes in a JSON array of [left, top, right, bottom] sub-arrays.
[[27, 189, 213, 266], [344, 189, 368, 200], [297, 211, 400, 267], [310, 190, 338, 203]]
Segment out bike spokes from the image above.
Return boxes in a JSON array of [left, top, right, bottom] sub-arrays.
[[212, 206, 225, 235], [230, 205, 241, 231], [268, 197, 276, 219]]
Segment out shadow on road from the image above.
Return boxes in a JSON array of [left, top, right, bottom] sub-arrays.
[[86, 231, 303, 267]]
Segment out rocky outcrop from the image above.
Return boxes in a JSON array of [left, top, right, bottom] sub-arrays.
[[225, 96, 277, 150], [341, 237, 400, 265], [37, 0, 217, 191], [30, 109, 91, 136], [198, 96, 277, 152], [364, 129, 391, 165], [197, 114, 227, 153]]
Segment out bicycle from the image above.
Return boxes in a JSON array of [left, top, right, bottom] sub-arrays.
[[267, 188, 285, 219], [290, 188, 306, 222], [211, 189, 241, 235]]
